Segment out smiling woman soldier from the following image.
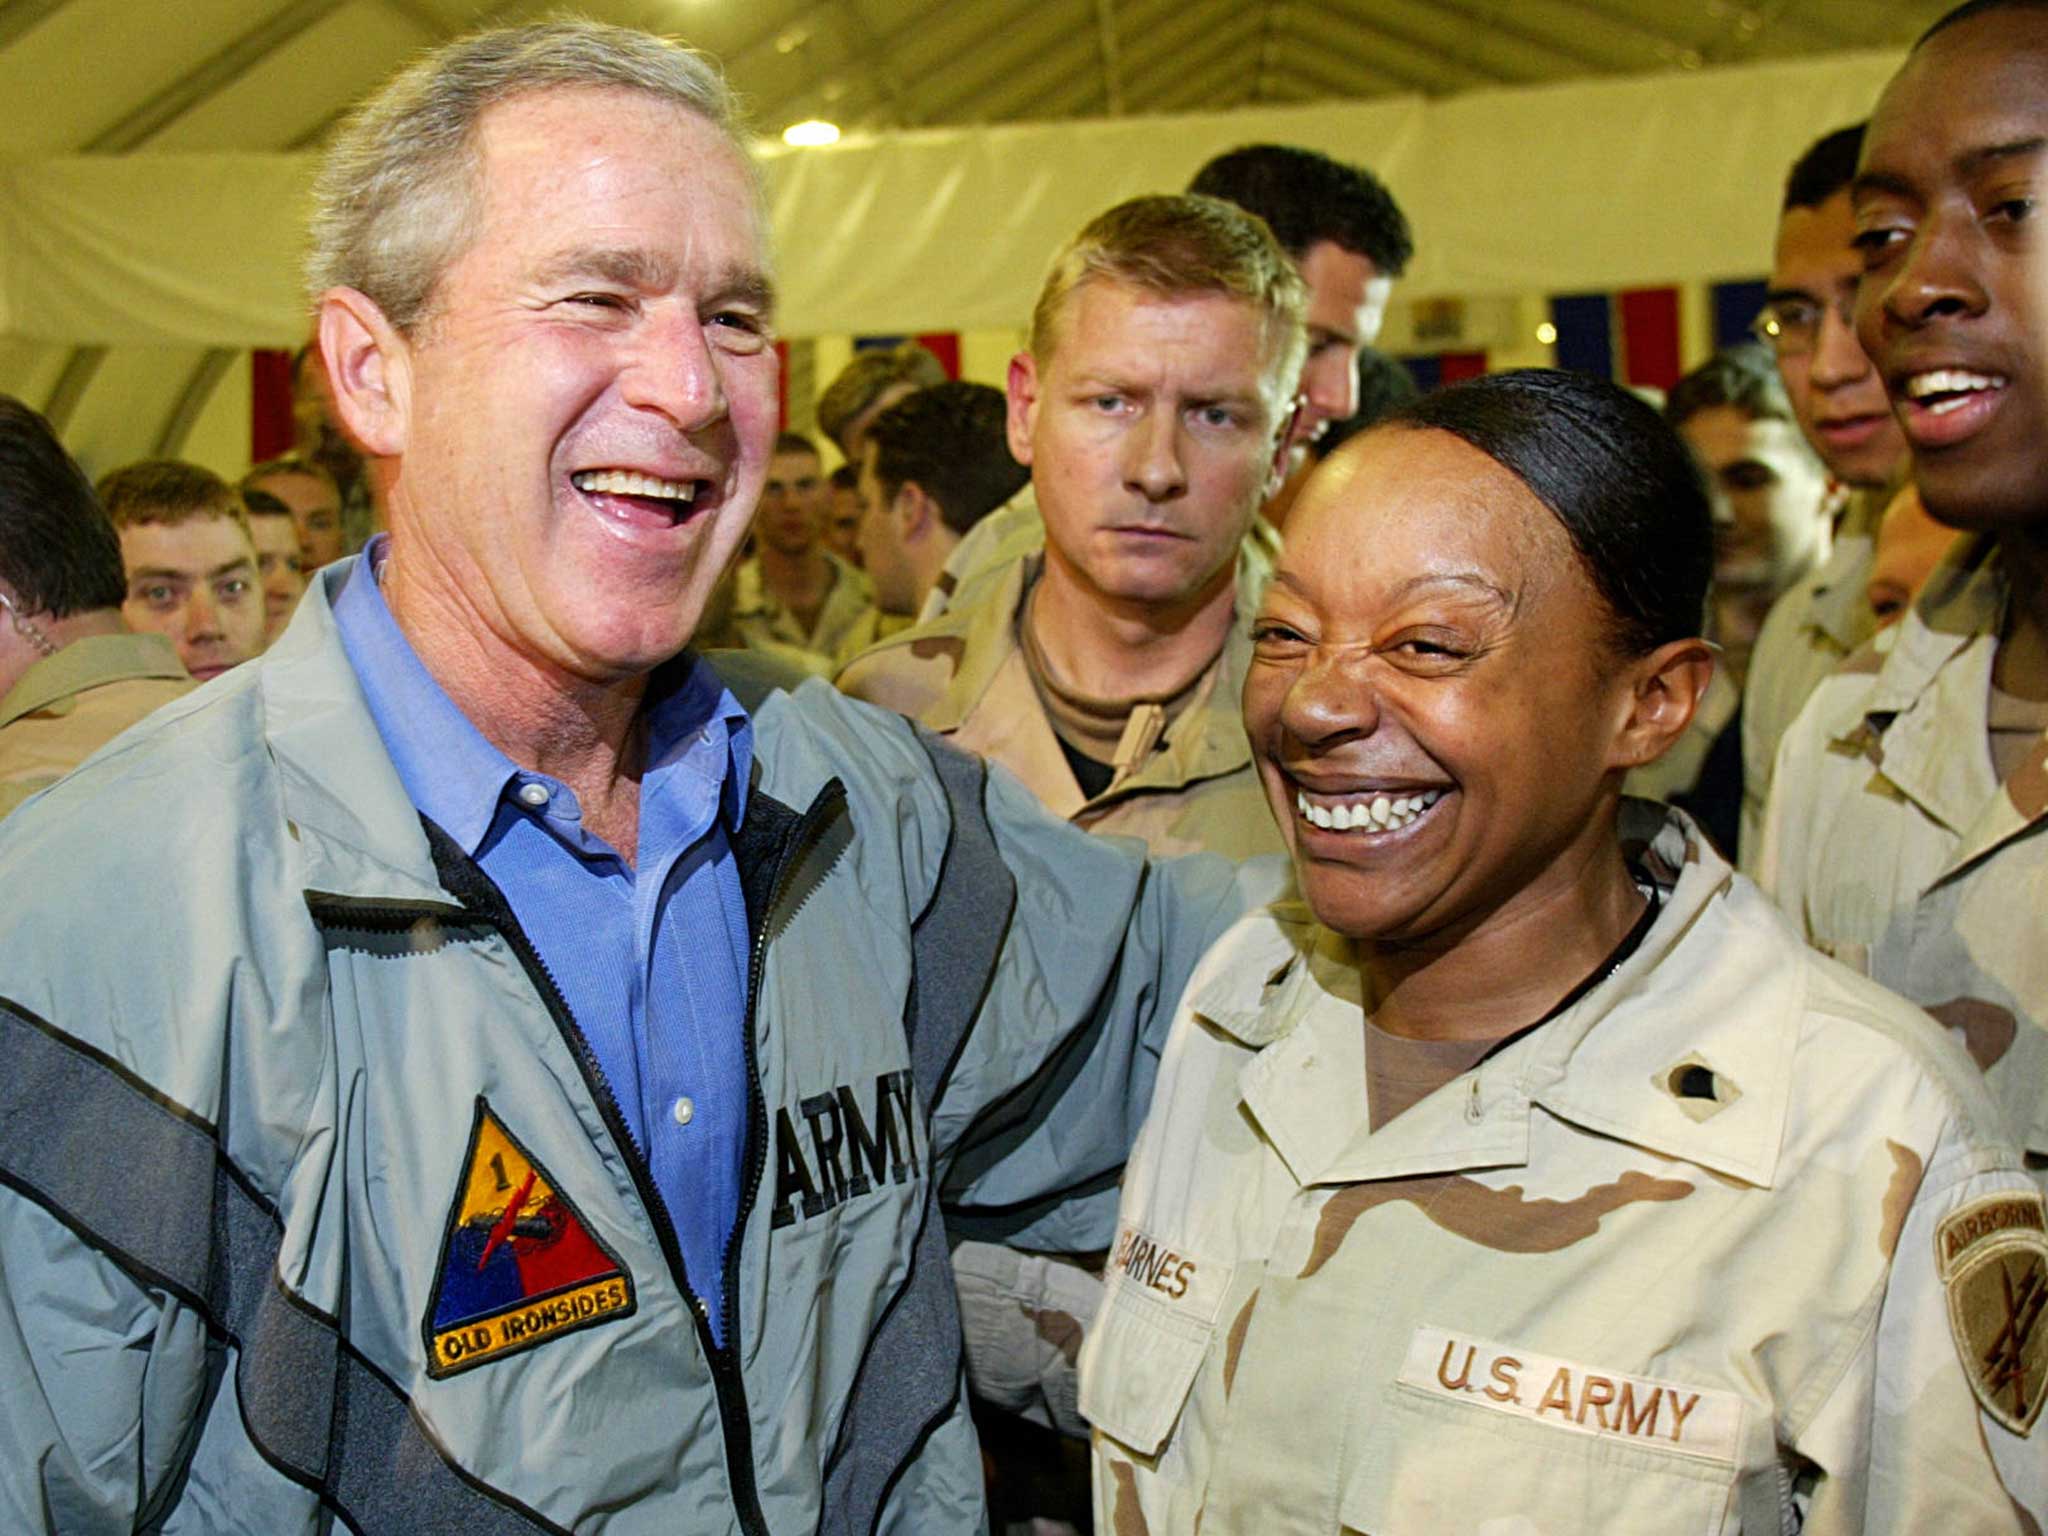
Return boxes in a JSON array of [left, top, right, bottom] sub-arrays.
[[1078, 369, 2046, 1534]]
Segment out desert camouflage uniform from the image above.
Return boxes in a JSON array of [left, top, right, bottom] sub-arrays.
[[839, 554, 1282, 861], [0, 633, 189, 817], [723, 551, 874, 674], [829, 605, 915, 672], [1084, 804, 2046, 1534], [919, 485, 1042, 622], [1759, 536, 2048, 1169], [1738, 489, 1882, 871]]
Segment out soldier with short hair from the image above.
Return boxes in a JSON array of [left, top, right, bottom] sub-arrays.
[[1762, 0, 2048, 1190]]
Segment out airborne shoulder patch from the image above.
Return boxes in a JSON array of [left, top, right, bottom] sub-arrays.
[[1938, 1191, 2048, 1436], [423, 1098, 636, 1379]]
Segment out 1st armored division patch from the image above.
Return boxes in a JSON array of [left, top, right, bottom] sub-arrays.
[[423, 1098, 636, 1378], [1939, 1191, 2048, 1436]]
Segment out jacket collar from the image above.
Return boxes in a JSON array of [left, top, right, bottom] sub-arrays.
[[1825, 537, 2045, 874], [255, 561, 461, 906], [1202, 807, 1798, 1191], [0, 631, 185, 727]]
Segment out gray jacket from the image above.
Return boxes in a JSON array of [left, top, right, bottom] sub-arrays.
[[0, 565, 1257, 1535]]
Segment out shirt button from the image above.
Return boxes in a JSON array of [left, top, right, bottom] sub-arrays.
[[671, 1096, 695, 1127], [517, 782, 550, 808]]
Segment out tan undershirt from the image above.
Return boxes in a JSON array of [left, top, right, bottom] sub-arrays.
[[1989, 683, 2048, 785], [1017, 583, 1207, 777], [1365, 1021, 1495, 1132]]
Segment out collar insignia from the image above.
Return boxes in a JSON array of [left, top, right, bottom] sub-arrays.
[[423, 1098, 636, 1379]]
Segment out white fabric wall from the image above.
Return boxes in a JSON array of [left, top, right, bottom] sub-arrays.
[[0, 46, 1904, 353]]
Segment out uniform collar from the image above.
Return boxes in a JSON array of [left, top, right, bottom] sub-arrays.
[[1204, 807, 1798, 1192], [932, 554, 1255, 808], [1824, 536, 2047, 869], [0, 630, 186, 727], [1803, 487, 1885, 652]]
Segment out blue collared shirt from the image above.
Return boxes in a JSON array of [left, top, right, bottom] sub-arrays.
[[333, 543, 754, 1344]]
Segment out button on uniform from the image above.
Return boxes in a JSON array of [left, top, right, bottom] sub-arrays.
[[671, 1096, 695, 1127], [517, 781, 550, 808]]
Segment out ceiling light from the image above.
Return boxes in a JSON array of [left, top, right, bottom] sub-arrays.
[[783, 119, 841, 147]]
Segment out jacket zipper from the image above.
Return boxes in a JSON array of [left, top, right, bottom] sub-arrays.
[[312, 892, 772, 1536], [479, 906, 772, 1536], [719, 780, 850, 1351]]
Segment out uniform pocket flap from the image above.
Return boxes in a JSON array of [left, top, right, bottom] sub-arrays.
[[1078, 1280, 1215, 1457]]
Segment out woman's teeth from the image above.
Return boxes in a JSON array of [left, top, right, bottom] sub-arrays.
[[571, 469, 698, 502], [1295, 788, 1444, 833]]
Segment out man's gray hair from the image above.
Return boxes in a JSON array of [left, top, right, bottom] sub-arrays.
[[306, 19, 744, 332]]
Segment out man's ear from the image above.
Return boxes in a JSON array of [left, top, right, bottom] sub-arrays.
[[1005, 351, 1039, 467], [896, 481, 939, 543], [316, 287, 413, 459], [1609, 637, 1718, 772], [1264, 394, 1305, 500]]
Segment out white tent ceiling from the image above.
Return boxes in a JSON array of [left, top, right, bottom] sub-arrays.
[[0, 0, 1956, 474]]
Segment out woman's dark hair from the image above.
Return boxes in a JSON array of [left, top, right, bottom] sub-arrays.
[[1378, 369, 1712, 655]]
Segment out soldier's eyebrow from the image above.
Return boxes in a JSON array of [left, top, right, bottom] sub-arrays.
[[1384, 571, 1517, 608], [1854, 137, 2048, 202], [1265, 569, 1516, 608]]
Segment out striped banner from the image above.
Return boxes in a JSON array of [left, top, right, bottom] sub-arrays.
[[1547, 288, 1684, 391], [1400, 352, 1489, 393]]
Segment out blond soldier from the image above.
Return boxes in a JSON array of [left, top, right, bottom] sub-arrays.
[[1086, 371, 2043, 1533], [1758, 2, 2048, 1171], [839, 194, 1303, 863], [920, 148, 1407, 626], [838, 199, 1302, 1488]]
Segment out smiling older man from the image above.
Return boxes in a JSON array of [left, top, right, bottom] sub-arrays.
[[0, 23, 1258, 1535]]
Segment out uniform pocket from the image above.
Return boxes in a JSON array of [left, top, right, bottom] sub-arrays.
[[1339, 1328, 1742, 1536], [1076, 1276, 1215, 1457]]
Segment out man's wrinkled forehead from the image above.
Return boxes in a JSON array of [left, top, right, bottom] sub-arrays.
[[470, 86, 775, 288]]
